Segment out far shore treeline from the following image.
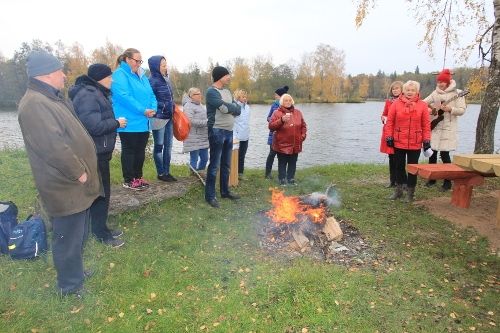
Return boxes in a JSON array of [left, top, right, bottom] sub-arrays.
[[0, 39, 488, 108]]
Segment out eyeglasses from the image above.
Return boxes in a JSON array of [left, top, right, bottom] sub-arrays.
[[192, 93, 201, 96], [129, 57, 143, 65]]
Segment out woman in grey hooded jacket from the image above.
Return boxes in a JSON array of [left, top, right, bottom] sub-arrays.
[[183, 87, 209, 170]]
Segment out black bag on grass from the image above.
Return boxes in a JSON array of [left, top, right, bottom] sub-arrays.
[[8, 215, 48, 259], [0, 201, 18, 254]]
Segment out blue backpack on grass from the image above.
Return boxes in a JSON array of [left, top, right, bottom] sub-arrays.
[[0, 201, 18, 254], [8, 215, 48, 259]]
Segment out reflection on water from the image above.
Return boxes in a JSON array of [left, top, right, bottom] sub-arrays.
[[1, 102, 498, 168]]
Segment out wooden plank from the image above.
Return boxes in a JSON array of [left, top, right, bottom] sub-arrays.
[[494, 164, 500, 177], [407, 164, 478, 180], [291, 228, 309, 248], [323, 216, 343, 241], [453, 154, 499, 169], [470, 158, 500, 174]]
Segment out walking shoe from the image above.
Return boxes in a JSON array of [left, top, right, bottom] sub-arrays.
[[157, 174, 177, 182], [109, 229, 123, 239], [385, 182, 396, 188], [287, 179, 297, 186], [83, 270, 94, 280], [137, 177, 150, 188], [122, 178, 146, 190], [279, 179, 287, 186], [103, 238, 125, 248], [265, 173, 273, 179], [440, 180, 452, 192], [206, 198, 220, 208], [221, 192, 240, 200], [61, 287, 88, 299]]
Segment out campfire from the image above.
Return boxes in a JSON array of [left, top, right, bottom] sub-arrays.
[[259, 188, 374, 266]]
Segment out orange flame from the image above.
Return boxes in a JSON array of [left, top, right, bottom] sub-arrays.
[[266, 188, 327, 224]]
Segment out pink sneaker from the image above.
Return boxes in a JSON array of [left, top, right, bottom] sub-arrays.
[[137, 177, 150, 188], [122, 178, 145, 190]]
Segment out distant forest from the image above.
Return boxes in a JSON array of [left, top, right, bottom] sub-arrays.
[[0, 40, 488, 108]]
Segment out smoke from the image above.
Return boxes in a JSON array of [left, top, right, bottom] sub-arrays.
[[300, 185, 341, 208]]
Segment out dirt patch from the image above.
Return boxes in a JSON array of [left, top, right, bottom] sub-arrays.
[[415, 190, 500, 251], [109, 176, 199, 215]]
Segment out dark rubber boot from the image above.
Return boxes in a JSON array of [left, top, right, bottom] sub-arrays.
[[404, 187, 415, 203], [389, 185, 404, 200]]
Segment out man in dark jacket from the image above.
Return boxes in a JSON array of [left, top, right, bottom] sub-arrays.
[[204, 66, 241, 208], [69, 64, 126, 248], [18, 50, 102, 297]]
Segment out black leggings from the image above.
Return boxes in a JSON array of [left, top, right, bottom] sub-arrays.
[[394, 148, 421, 188], [277, 152, 298, 181], [119, 132, 150, 183]]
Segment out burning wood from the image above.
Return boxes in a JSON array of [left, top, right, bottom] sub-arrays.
[[322, 216, 343, 241], [266, 189, 327, 224]]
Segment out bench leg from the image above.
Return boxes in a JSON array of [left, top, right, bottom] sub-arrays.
[[451, 180, 473, 208], [497, 195, 500, 229]]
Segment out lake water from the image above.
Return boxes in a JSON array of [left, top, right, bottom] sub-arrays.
[[1, 102, 499, 168]]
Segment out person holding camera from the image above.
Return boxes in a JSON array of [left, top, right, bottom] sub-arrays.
[[385, 80, 431, 202]]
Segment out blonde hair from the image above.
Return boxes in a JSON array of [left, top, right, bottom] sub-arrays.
[[188, 87, 201, 97], [279, 93, 295, 106], [233, 89, 248, 101], [115, 48, 140, 69], [388, 81, 404, 98], [403, 80, 420, 93]]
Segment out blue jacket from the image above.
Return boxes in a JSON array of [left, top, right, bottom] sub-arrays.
[[148, 56, 174, 120], [267, 100, 280, 145], [69, 75, 119, 155], [111, 61, 157, 132]]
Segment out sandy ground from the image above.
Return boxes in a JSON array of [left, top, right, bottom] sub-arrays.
[[416, 190, 500, 251]]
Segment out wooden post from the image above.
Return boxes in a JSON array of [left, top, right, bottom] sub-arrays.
[[229, 140, 239, 187]]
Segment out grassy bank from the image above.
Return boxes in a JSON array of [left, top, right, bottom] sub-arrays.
[[0, 150, 498, 332]]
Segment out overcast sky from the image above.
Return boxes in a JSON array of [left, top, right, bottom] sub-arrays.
[[0, 0, 494, 75]]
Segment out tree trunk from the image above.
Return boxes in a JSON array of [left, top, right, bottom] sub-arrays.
[[475, 0, 500, 153]]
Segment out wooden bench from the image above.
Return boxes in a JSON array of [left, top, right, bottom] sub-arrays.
[[408, 153, 500, 229], [406, 163, 485, 208]]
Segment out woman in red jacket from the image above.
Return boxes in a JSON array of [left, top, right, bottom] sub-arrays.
[[385, 80, 431, 202], [269, 94, 307, 186], [380, 81, 403, 188]]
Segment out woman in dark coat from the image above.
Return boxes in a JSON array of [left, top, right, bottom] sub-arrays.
[[69, 64, 126, 248], [268, 93, 307, 186]]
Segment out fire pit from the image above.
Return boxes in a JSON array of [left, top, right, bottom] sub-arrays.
[[258, 188, 376, 267]]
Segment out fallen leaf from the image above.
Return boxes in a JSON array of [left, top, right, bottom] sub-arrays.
[[317, 307, 323, 313], [213, 322, 220, 327], [107, 317, 115, 323], [487, 311, 494, 316], [118, 312, 124, 318], [146, 308, 153, 314], [182, 267, 189, 272], [450, 312, 458, 319], [30, 329, 40, 333], [10, 284, 16, 291], [335, 300, 340, 306], [150, 293, 157, 300], [44, 284, 50, 288], [109, 263, 115, 269], [70, 305, 84, 314], [469, 327, 476, 331], [245, 268, 251, 272], [302, 328, 309, 333], [177, 292, 183, 296], [489, 322, 496, 326], [143, 269, 151, 277], [199, 325, 206, 330], [84, 319, 91, 325]]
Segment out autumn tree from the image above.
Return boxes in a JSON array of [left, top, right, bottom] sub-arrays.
[[229, 57, 252, 93], [91, 41, 123, 69], [295, 53, 315, 101], [356, 0, 499, 153]]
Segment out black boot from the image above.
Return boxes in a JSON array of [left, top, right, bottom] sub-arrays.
[[389, 184, 404, 200], [440, 180, 452, 192], [404, 187, 415, 203], [425, 180, 436, 187]]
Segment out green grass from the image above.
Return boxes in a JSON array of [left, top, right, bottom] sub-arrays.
[[0, 150, 498, 332]]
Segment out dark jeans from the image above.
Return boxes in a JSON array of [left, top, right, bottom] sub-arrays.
[[152, 120, 173, 176], [90, 153, 112, 241], [238, 140, 249, 174], [189, 148, 209, 170], [394, 148, 420, 188], [51, 209, 90, 294], [119, 132, 150, 183], [205, 128, 233, 201], [277, 152, 298, 182], [265, 146, 277, 175]]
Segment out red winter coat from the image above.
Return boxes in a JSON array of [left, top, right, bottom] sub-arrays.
[[384, 94, 431, 150], [269, 106, 307, 154], [380, 99, 395, 154]]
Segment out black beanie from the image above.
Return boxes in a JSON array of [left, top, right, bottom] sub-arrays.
[[88, 63, 112, 82], [274, 85, 289, 97], [212, 66, 230, 82]]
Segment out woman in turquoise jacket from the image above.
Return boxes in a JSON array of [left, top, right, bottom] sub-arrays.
[[111, 48, 157, 190]]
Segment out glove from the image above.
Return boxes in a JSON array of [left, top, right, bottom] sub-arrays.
[[423, 140, 431, 151], [386, 137, 394, 148]]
